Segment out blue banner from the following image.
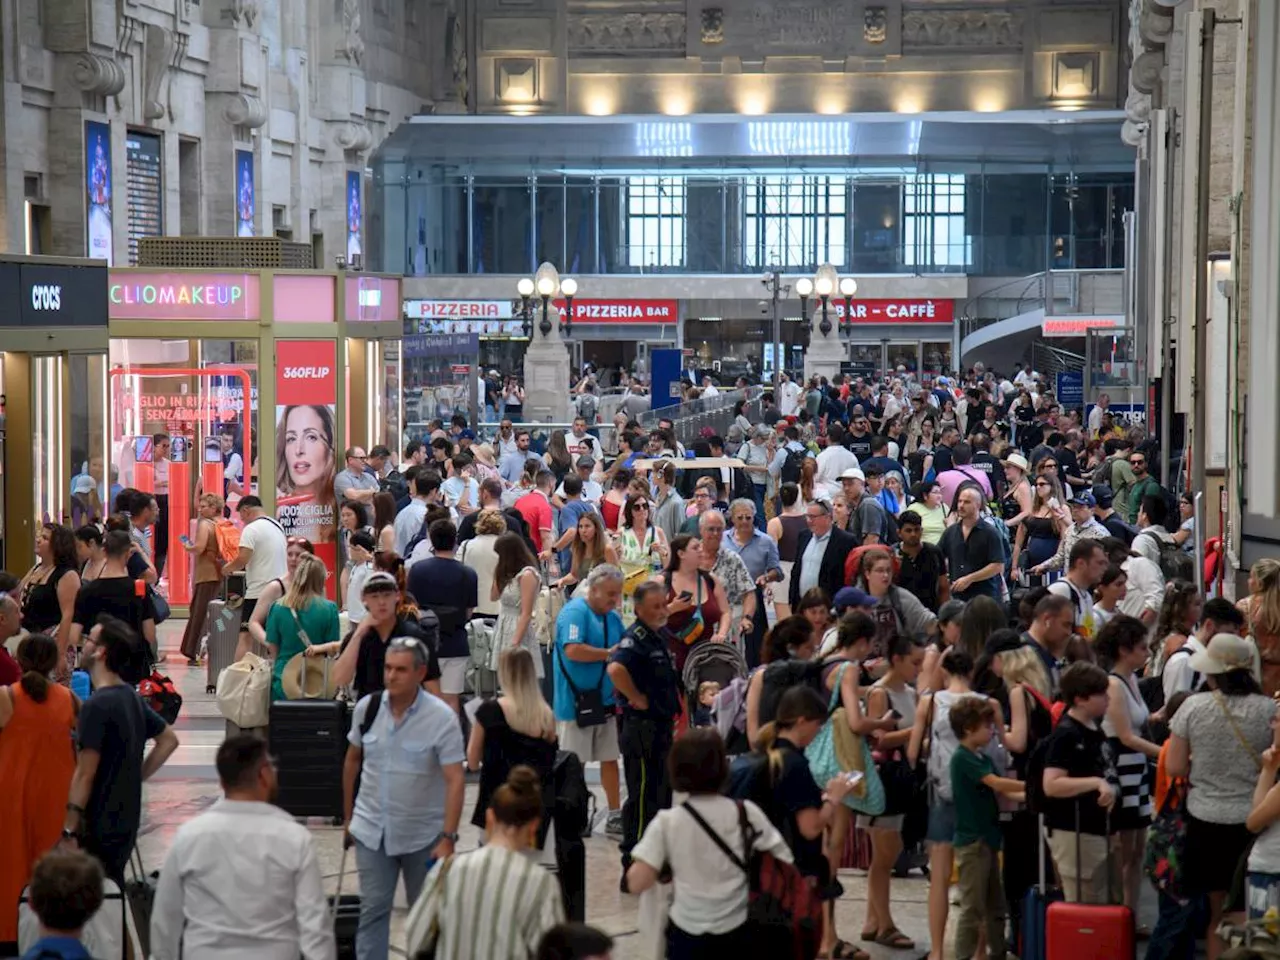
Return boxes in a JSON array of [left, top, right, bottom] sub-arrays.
[[1056, 371, 1084, 409], [650, 348, 683, 410]]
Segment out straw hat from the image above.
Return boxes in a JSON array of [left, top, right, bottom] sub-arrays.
[[1188, 633, 1257, 676], [1001, 452, 1030, 473], [280, 650, 340, 700], [472, 443, 496, 466]]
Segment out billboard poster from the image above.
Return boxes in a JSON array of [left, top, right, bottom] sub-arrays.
[[235, 150, 255, 237], [275, 340, 339, 598], [85, 121, 113, 264], [346, 171, 362, 261]]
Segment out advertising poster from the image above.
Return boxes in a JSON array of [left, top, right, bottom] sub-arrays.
[[346, 171, 362, 261], [275, 340, 339, 598], [85, 121, 113, 264], [235, 150, 255, 237]]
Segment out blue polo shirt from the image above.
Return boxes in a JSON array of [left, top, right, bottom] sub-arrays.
[[553, 595, 623, 722]]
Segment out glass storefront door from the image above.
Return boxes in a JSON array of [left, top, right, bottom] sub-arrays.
[[886, 342, 922, 378]]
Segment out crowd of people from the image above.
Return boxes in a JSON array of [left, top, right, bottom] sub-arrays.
[[5, 358, 1280, 960]]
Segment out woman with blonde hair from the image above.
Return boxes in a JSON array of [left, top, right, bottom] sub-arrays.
[[178, 493, 225, 665], [466, 648, 558, 852], [462, 509, 507, 617], [265, 552, 340, 700], [1241, 558, 1280, 696], [553, 511, 618, 593]]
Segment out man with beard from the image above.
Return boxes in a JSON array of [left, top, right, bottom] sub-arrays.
[[151, 735, 336, 960]]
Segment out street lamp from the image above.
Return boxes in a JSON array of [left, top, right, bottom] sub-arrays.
[[795, 277, 813, 328], [516, 276, 535, 339], [814, 263, 838, 336], [560, 276, 578, 335], [839, 277, 858, 334]]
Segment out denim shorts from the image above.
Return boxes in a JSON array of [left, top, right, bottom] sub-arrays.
[[926, 801, 957, 844]]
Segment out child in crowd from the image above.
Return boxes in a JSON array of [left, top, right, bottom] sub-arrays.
[[691, 680, 720, 727], [1040, 661, 1119, 904], [949, 697, 1026, 960]]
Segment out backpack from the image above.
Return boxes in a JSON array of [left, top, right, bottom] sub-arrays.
[[1022, 734, 1053, 814], [379, 470, 408, 503], [1141, 531, 1195, 583], [1092, 455, 1119, 487], [212, 518, 241, 569], [844, 544, 900, 589], [780, 446, 807, 486], [552, 749, 592, 839], [1138, 645, 1199, 715], [926, 691, 1007, 802], [682, 800, 824, 960], [576, 392, 599, 423], [137, 670, 182, 724]]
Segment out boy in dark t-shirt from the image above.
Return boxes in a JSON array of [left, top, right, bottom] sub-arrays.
[[1040, 662, 1119, 904]]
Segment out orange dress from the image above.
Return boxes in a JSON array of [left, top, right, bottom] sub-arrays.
[[0, 682, 77, 943]]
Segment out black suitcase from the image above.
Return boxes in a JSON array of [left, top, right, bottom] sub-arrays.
[[554, 835, 586, 922], [329, 844, 360, 960], [269, 699, 349, 823]]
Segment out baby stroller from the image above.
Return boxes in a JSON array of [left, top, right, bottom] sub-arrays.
[[683, 641, 748, 731]]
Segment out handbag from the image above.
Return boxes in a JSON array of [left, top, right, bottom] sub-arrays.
[[215, 652, 272, 728], [874, 749, 918, 817], [147, 585, 171, 625], [671, 573, 706, 646], [554, 615, 610, 727], [804, 663, 886, 815], [1144, 777, 1190, 900]]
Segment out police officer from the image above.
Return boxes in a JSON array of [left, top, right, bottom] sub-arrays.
[[607, 580, 682, 889]]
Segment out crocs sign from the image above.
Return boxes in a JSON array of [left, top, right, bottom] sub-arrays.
[[108, 272, 261, 321]]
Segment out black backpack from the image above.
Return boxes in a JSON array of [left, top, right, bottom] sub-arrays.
[[379, 471, 408, 503], [780, 447, 807, 486], [1141, 531, 1196, 583], [552, 749, 591, 839], [757, 659, 826, 730]]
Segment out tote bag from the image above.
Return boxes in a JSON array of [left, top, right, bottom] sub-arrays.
[[804, 662, 885, 815]]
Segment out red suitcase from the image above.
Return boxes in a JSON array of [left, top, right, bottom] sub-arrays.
[[1045, 805, 1133, 960]]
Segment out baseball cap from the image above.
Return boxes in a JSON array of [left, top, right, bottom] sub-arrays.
[[72, 475, 96, 495], [361, 571, 400, 596], [459, 429, 477, 441], [840, 467, 866, 482], [833, 587, 875, 612], [1067, 491, 1096, 508], [1092, 484, 1115, 508]]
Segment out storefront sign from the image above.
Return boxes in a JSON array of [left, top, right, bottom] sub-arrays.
[[831, 299, 955, 323], [108, 272, 261, 321], [1056, 371, 1084, 409], [0, 261, 110, 327], [403, 333, 480, 358], [275, 340, 339, 598], [405, 299, 515, 320], [450, 363, 471, 375], [1042, 315, 1124, 337], [553, 299, 678, 323]]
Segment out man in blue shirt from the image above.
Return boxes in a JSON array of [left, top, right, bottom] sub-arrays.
[[19, 850, 103, 960], [498, 429, 538, 485], [724, 498, 782, 668], [343, 639, 464, 960], [554, 564, 625, 836]]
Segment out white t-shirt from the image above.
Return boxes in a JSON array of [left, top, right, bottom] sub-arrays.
[[631, 796, 791, 935], [1048, 577, 1096, 638], [815, 444, 859, 499], [565, 432, 603, 462], [240, 515, 288, 599]]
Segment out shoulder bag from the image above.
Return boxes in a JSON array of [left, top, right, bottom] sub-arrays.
[[803, 662, 885, 814], [555, 611, 610, 727]]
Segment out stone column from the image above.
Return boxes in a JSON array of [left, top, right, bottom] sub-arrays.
[[803, 317, 844, 385], [522, 304, 572, 423]]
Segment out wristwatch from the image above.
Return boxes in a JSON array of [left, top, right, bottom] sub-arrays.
[[440, 831, 459, 843]]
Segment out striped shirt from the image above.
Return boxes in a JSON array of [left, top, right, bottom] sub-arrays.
[[405, 845, 564, 960]]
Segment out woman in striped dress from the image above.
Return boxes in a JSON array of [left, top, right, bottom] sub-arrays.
[[406, 765, 564, 960], [1096, 615, 1159, 918]]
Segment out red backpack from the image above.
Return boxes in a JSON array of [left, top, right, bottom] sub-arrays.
[[684, 800, 823, 960]]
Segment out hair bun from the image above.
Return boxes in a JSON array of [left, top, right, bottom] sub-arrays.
[[505, 765, 540, 796]]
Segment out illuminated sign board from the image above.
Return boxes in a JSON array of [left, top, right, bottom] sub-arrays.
[[109, 272, 261, 321]]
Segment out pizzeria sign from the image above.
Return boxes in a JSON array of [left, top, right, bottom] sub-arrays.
[[553, 299, 678, 323]]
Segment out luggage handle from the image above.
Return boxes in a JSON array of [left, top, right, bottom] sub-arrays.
[[329, 841, 349, 926]]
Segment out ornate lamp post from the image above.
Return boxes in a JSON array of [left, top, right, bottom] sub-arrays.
[[516, 276, 535, 338]]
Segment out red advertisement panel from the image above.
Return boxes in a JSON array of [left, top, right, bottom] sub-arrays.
[[831, 299, 955, 323], [551, 299, 679, 323]]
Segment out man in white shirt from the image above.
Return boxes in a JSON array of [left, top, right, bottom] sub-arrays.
[[555, 455, 604, 506], [1014, 363, 1038, 388], [223, 496, 288, 659], [566, 416, 604, 464], [1087, 393, 1111, 438], [1047, 539, 1107, 639], [1161, 597, 1248, 704], [1105, 538, 1164, 628], [151, 735, 336, 960], [701, 376, 720, 398], [777, 371, 801, 417], [814, 423, 859, 499]]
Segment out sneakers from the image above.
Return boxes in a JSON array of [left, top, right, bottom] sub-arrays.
[[604, 811, 624, 838]]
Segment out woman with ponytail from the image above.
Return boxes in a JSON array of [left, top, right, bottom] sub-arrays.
[[407, 765, 565, 960], [0, 632, 79, 949]]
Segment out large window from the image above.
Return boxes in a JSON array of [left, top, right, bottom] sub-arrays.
[[903, 174, 970, 270], [743, 176, 847, 269], [625, 176, 686, 269]]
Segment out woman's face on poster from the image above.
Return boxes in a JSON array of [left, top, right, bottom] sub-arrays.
[[285, 406, 331, 490]]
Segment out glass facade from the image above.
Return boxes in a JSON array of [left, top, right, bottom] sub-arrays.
[[374, 162, 1133, 278]]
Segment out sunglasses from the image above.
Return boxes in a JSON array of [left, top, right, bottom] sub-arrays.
[[633, 502, 650, 510]]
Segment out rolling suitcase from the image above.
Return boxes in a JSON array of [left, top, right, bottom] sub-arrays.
[[1045, 807, 1133, 960], [329, 842, 360, 959], [269, 696, 349, 823], [205, 599, 241, 694], [1020, 813, 1063, 960]]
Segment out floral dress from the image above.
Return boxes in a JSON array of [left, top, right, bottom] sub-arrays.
[[618, 526, 658, 626], [490, 566, 543, 678], [709, 548, 753, 649]]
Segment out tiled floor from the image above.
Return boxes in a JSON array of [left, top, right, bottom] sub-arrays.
[[141, 622, 1157, 959]]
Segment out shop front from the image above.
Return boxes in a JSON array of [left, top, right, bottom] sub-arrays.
[[833, 298, 957, 381], [0, 255, 110, 570], [406, 298, 525, 380], [106, 268, 401, 606], [555, 298, 681, 379]]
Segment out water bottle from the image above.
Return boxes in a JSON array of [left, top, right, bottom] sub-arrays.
[[71, 669, 91, 700]]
